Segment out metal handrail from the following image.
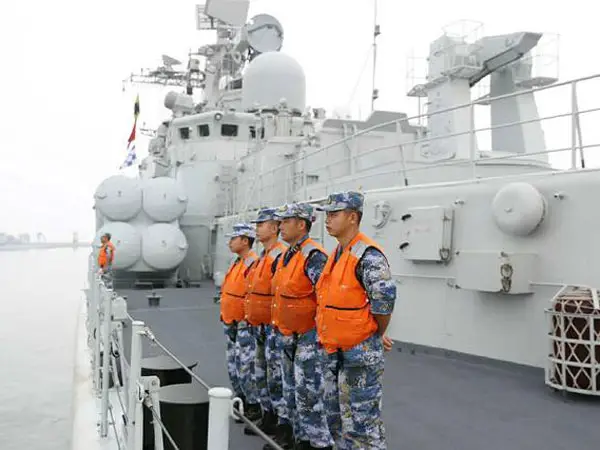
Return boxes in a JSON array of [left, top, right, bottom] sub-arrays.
[[272, 72, 600, 170], [90, 275, 284, 450], [225, 73, 598, 211]]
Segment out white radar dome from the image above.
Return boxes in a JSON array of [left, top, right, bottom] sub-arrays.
[[142, 177, 188, 222], [94, 222, 141, 270], [141, 223, 188, 271], [242, 52, 306, 112], [94, 175, 142, 221]]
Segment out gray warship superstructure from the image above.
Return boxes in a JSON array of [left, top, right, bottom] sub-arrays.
[[76, 2, 600, 449]]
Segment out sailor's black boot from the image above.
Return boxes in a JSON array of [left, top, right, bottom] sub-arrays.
[[262, 423, 294, 450], [245, 409, 277, 436], [245, 403, 263, 421]]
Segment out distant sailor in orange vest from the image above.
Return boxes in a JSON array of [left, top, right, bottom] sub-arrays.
[[220, 223, 262, 421], [97, 233, 115, 288], [267, 203, 334, 450], [245, 208, 288, 437], [316, 191, 396, 450]]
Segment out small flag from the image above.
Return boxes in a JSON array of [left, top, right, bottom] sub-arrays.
[[133, 94, 140, 119], [120, 144, 137, 169], [120, 95, 140, 169]]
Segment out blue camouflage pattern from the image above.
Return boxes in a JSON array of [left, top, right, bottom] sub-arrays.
[[266, 311, 289, 425], [254, 324, 271, 412], [236, 322, 259, 404], [323, 333, 386, 449], [279, 240, 332, 446], [223, 322, 260, 403], [251, 207, 281, 223], [225, 222, 256, 239], [223, 323, 242, 397], [293, 328, 334, 447], [320, 239, 395, 449], [274, 202, 315, 221], [317, 190, 364, 213], [357, 247, 397, 315], [100, 268, 113, 290], [281, 334, 297, 430], [305, 250, 328, 286], [321, 348, 341, 444]]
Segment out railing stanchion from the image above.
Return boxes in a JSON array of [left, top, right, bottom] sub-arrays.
[[100, 287, 113, 437], [93, 278, 101, 392], [207, 387, 233, 450], [469, 102, 476, 179], [571, 81, 578, 169], [127, 320, 145, 449]]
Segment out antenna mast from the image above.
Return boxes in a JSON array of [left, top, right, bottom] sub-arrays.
[[371, 0, 380, 113]]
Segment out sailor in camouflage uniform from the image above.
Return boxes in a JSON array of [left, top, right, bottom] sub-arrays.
[[220, 223, 262, 421], [316, 191, 396, 449], [266, 203, 334, 450], [245, 208, 288, 436]]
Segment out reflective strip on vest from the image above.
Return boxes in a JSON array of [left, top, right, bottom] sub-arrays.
[[301, 242, 317, 257], [268, 246, 284, 260], [244, 254, 257, 268]]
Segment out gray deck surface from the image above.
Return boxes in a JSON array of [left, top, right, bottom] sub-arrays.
[[120, 285, 600, 450]]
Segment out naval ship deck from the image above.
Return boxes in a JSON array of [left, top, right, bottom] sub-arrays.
[[120, 284, 600, 450]]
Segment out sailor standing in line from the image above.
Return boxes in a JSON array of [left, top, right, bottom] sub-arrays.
[[244, 208, 288, 436], [219, 223, 262, 421], [97, 232, 115, 289], [315, 191, 396, 449], [266, 203, 334, 450]]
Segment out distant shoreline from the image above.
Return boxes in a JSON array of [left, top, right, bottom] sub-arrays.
[[0, 243, 91, 252]]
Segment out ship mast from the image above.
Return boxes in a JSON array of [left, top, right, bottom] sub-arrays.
[[371, 0, 380, 113]]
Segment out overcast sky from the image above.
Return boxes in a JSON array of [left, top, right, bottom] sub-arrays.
[[0, 0, 597, 241]]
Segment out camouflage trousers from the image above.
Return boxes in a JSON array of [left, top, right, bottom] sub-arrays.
[[100, 267, 113, 290], [254, 324, 271, 412], [266, 326, 288, 424], [223, 321, 259, 404], [282, 328, 334, 448], [321, 333, 386, 449]]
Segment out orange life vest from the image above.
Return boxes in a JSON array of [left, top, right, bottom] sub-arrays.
[[98, 242, 115, 268], [272, 238, 326, 336], [316, 232, 381, 354], [245, 242, 287, 326], [220, 251, 258, 325]]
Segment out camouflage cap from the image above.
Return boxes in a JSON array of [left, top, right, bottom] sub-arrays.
[[225, 223, 256, 239], [274, 203, 315, 221], [250, 207, 281, 224], [317, 191, 364, 213]]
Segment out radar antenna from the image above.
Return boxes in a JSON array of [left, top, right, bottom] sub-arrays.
[[122, 52, 206, 94]]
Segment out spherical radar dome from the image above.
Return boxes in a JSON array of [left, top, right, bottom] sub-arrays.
[[142, 177, 188, 222], [242, 52, 306, 112], [94, 222, 141, 270], [94, 175, 142, 222], [142, 224, 189, 271]]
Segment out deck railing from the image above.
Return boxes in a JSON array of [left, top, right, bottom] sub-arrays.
[[232, 72, 600, 211], [87, 274, 283, 450]]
